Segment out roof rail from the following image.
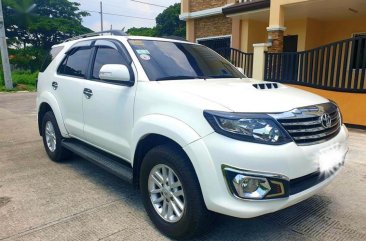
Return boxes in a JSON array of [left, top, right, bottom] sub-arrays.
[[63, 30, 128, 43]]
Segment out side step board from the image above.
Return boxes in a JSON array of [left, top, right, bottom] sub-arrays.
[[62, 139, 133, 184]]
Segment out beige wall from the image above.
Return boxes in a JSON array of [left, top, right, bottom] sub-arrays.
[[269, 0, 309, 27], [240, 20, 267, 52], [305, 18, 324, 49], [248, 20, 268, 52], [284, 19, 307, 51], [321, 16, 366, 44], [186, 19, 195, 42], [284, 16, 366, 51], [181, 0, 189, 13]]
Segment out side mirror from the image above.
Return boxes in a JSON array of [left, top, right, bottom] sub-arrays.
[[236, 67, 245, 75], [99, 64, 133, 85]]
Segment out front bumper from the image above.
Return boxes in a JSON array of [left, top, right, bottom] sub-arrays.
[[183, 125, 348, 218]]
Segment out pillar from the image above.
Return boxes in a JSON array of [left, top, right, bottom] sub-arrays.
[[267, 1, 285, 53], [252, 43, 270, 80]]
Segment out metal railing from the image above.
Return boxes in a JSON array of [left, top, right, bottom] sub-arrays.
[[264, 36, 366, 93], [217, 47, 253, 77]]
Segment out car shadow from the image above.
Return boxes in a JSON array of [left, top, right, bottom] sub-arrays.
[[66, 154, 341, 241]]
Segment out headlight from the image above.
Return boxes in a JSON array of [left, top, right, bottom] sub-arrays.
[[204, 110, 292, 145]]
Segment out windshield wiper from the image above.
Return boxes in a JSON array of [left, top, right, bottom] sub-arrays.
[[155, 75, 208, 81]]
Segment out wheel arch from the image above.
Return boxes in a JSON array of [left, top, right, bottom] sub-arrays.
[[37, 92, 68, 137], [131, 115, 202, 188]]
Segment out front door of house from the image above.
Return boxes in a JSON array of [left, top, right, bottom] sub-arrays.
[[284, 35, 298, 52]]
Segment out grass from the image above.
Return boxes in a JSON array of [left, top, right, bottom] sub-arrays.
[[0, 71, 38, 92]]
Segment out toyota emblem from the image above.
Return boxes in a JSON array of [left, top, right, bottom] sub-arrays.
[[321, 113, 332, 128]]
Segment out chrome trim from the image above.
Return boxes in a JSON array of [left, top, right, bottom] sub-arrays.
[[221, 165, 290, 202], [292, 125, 340, 140], [286, 120, 339, 133], [280, 119, 321, 126], [222, 165, 290, 181], [270, 102, 342, 146]]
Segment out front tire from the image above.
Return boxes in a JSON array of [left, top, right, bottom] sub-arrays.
[[41, 111, 72, 162], [140, 144, 214, 240]]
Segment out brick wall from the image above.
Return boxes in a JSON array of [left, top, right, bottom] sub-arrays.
[[189, 0, 228, 12], [194, 15, 232, 40]]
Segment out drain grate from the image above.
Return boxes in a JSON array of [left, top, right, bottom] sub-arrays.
[[260, 195, 366, 241]]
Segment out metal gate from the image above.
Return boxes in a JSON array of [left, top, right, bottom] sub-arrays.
[[264, 36, 366, 93], [197, 36, 231, 53]]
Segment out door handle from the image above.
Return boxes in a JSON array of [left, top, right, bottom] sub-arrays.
[[83, 88, 93, 99], [52, 81, 58, 90]]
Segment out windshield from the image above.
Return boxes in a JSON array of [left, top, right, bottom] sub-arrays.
[[128, 39, 245, 81]]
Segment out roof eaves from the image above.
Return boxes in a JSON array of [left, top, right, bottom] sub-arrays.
[[222, 0, 270, 15]]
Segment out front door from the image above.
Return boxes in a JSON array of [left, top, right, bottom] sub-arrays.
[[284, 35, 298, 52], [82, 40, 135, 160]]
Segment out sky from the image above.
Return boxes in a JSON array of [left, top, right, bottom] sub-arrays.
[[72, 0, 181, 32]]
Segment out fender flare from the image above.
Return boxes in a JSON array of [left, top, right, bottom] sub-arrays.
[[38, 92, 69, 137], [131, 114, 201, 164]]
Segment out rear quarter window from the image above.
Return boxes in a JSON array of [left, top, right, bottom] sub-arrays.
[[40, 46, 64, 72]]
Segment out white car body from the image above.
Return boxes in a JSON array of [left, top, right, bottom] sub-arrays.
[[37, 35, 348, 220]]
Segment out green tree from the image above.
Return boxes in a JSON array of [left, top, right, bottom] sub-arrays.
[[155, 3, 185, 38], [126, 27, 157, 37], [126, 3, 186, 38], [3, 0, 91, 49]]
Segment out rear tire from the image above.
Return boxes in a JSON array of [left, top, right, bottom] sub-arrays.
[[140, 144, 214, 240], [41, 111, 72, 162]]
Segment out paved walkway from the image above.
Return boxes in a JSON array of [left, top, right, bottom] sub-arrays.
[[0, 92, 365, 241]]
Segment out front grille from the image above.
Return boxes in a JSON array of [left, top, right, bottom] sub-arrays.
[[272, 103, 341, 145]]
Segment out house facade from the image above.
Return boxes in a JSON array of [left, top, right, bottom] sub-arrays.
[[180, 0, 366, 127], [180, 0, 366, 53]]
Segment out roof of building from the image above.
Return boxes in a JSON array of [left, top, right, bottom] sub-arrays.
[[222, 0, 270, 15]]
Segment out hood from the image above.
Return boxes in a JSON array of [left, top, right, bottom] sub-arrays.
[[157, 78, 328, 113]]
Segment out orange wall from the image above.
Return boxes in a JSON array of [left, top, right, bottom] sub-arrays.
[[240, 19, 267, 52], [289, 85, 366, 126], [285, 16, 366, 51], [285, 19, 307, 51], [321, 16, 366, 45]]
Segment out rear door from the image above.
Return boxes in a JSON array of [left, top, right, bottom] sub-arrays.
[[54, 41, 93, 139], [82, 39, 136, 160]]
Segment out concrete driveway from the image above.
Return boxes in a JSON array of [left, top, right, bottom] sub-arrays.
[[0, 92, 365, 241]]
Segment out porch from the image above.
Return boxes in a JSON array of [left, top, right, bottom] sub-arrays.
[[214, 0, 366, 127], [224, 0, 366, 53]]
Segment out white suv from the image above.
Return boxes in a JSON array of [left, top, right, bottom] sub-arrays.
[[37, 31, 348, 239]]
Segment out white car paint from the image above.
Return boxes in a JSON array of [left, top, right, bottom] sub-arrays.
[[37, 35, 348, 219]]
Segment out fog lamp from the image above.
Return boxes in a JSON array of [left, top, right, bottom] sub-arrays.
[[232, 175, 271, 199], [223, 166, 290, 200]]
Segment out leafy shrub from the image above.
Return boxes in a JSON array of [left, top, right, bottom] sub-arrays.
[[11, 71, 38, 85], [9, 47, 47, 73], [0, 70, 38, 91]]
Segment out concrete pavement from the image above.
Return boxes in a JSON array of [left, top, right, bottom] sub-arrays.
[[0, 92, 365, 241]]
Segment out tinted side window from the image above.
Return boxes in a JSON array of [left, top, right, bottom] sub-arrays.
[[58, 47, 92, 78], [40, 46, 64, 72], [92, 46, 127, 79]]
